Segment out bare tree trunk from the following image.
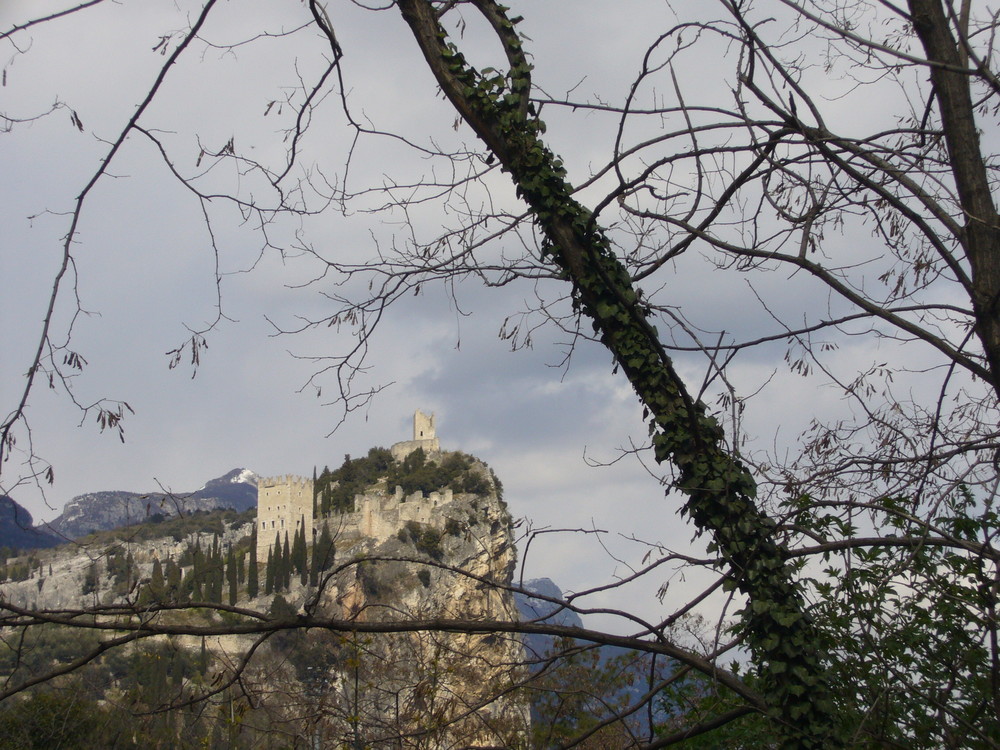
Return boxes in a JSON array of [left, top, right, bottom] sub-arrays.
[[910, 0, 1000, 394]]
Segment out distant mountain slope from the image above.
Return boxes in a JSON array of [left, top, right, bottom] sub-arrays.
[[0, 496, 60, 551], [515, 577, 585, 660], [45, 468, 258, 539]]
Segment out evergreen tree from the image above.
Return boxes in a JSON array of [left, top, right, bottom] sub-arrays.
[[311, 521, 335, 586], [82, 561, 99, 595], [149, 557, 165, 601], [264, 546, 274, 596], [248, 539, 259, 599], [211, 546, 224, 604], [282, 532, 292, 591], [292, 519, 308, 585], [226, 547, 237, 606], [165, 557, 182, 602], [125, 551, 136, 590]]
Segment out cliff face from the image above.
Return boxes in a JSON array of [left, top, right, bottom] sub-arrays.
[[295, 481, 529, 747], [0, 459, 529, 748]]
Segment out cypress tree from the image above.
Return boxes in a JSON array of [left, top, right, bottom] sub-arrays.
[[292, 519, 308, 585], [199, 637, 208, 675], [311, 521, 335, 585], [264, 546, 275, 596], [149, 557, 165, 601], [282, 532, 292, 591], [165, 557, 181, 602], [248, 544, 259, 599], [226, 547, 238, 606], [213, 546, 224, 603]]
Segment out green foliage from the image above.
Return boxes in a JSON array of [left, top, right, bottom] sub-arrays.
[[0, 689, 120, 750], [165, 557, 182, 601], [247, 528, 258, 598], [0, 624, 102, 687], [0, 555, 34, 584], [281, 532, 291, 591], [80, 561, 99, 595], [226, 547, 238, 605], [264, 544, 274, 596], [314, 447, 493, 519], [74, 507, 255, 547], [310, 520, 335, 586], [139, 557, 166, 604], [268, 593, 296, 620], [389, 449, 492, 497], [316, 447, 394, 514], [399, 520, 444, 560], [291, 521, 307, 585], [803, 486, 1000, 748]]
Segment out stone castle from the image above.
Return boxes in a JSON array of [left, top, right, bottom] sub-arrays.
[[255, 410, 446, 562]]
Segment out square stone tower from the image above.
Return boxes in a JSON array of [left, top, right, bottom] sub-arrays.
[[256, 475, 314, 563], [391, 409, 442, 461]]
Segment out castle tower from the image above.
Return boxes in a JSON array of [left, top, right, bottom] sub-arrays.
[[256, 475, 314, 564], [391, 409, 442, 461], [414, 410, 435, 440]]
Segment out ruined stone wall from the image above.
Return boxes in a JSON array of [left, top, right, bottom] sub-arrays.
[[354, 486, 454, 543]]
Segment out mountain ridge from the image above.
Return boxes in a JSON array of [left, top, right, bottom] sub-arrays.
[[43, 468, 259, 540], [0, 495, 61, 551]]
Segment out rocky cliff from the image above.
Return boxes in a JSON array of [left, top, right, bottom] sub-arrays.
[[0, 454, 529, 747]]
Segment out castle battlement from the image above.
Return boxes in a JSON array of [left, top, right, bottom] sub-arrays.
[[259, 475, 313, 491], [353, 485, 456, 541], [255, 411, 447, 561]]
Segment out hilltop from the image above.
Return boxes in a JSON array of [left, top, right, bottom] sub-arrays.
[[0, 419, 530, 748]]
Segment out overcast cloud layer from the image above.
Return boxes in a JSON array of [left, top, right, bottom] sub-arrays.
[[0, 0, 914, 631]]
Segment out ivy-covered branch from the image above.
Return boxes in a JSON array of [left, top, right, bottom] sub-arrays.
[[394, 1, 843, 746]]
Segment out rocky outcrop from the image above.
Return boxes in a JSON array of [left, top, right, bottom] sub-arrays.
[[1, 460, 530, 747]]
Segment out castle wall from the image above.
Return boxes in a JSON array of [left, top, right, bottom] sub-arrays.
[[390, 438, 441, 461], [256, 475, 314, 562], [254, 411, 450, 560], [354, 487, 454, 543]]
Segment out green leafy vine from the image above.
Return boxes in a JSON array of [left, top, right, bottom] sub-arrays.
[[396, 1, 844, 746]]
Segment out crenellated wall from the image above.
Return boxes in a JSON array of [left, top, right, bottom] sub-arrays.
[[354, 486, 455, 543], [255, 411, 447, 560]]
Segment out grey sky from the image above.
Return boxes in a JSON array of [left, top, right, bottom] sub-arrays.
[[1, 0, 961, 633]]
